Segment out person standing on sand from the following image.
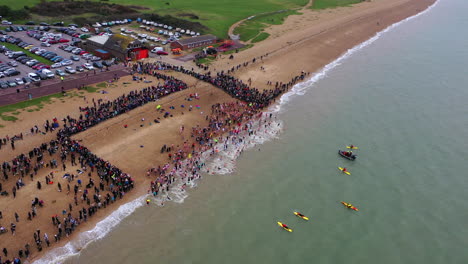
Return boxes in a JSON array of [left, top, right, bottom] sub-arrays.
[[2, 247, 7, 257]]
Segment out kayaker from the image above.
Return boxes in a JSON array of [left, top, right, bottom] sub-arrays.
[[342, 168, 347, 172], [282, 223, 289, 229], [297, 212, 304, 217]]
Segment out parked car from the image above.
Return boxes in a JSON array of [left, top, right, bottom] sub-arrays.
[[0, 81, 8, 89], [23, 77, 33, 85], [4, 69, 20, 76], [28, 73, 41, 82], [51, 62, 62, 68], [14, 78, 24, 85], [92, 61, 103, 69], [40, 69, 55, 78], [41, 42, 51, 47], [61, 60, 73, 66], [7, 80, 17, 87], [55, 69, 66, 76], [83, 63, 94, 70], [64, 66, 76, 74], [7, 61, 18, 67], [156, 50, 168, 55], [26, 59, 39, 66], [75, 65, 84, 72], [70, 55, 80, 61]]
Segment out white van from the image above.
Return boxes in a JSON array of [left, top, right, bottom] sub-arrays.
[[151, 47, 164, 53], [41, 69, 55, 78]]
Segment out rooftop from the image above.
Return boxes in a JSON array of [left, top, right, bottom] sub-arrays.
[[176, 34, 217, 45], [87, 35, 109, 45]]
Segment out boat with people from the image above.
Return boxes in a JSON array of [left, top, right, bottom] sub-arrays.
[[338, 150, 357, 160]]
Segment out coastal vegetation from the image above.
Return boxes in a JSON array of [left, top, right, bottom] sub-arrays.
[[312, 0, 365, 9], [234, 10, 299, 42], [3, 0, 307, 38]]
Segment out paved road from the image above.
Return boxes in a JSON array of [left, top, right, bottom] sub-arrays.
[[0, 65, 130, 106]]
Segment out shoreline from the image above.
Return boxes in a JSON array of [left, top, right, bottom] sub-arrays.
[[40, 0, 440, 261], [0, 0, 437, 263]]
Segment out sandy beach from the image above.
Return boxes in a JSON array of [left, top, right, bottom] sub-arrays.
[[0, 0, 436, 262]]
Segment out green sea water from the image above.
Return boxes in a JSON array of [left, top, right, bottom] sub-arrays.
[[59, 0, 468, 263]]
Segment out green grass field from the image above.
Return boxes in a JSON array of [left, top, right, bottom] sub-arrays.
[[234, 10, 298, 42], [311, 0, 364, 9], [251, 32, 270, 43], [5, 0, 308, 38], [1, 42, 53, 65], [0, 92, 63, 122]]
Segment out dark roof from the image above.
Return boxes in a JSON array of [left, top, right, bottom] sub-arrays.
[[175, 34, 217, 46], [103, 34, 143, 53]]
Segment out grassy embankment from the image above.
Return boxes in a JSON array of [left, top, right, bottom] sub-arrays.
[[1, 42, 53, 65], [0, 93, 64, 122], [4, 0, 308, 38], [234, 10, 299, 43], [0, 82, 108, 124], [311, 0, 364, 9]]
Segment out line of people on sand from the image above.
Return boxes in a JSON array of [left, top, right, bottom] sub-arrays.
[[130, 61, 308, 107]]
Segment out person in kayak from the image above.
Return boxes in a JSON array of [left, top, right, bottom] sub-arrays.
[[347, 204, 353, 208], [282, 223, 290, 229], [342, 168, 347, 172], [296, 212, 305, 218], [349, 145, 354, 149]]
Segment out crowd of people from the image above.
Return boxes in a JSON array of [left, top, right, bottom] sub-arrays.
[[130, 61, 308, 107], [0, 73, 190, 263], [0, 55, 307, 262]]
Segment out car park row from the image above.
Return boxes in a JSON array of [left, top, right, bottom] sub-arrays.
[[0, 27, 115, 89]]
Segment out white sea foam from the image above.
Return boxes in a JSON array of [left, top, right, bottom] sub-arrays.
[[31, 196, 147, 264], [32, 1, 439, 263], [270, 0, 441, 113]]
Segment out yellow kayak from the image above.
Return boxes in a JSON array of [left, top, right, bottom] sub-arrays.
[[341, 201, 359, 211], [277, 221, 293, 232], [294, 212, 309, 221], [346, 146, 359, 149], [338, 167, 351, 175]]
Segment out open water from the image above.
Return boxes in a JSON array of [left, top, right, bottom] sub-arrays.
[[38, 0, 468, 263]]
